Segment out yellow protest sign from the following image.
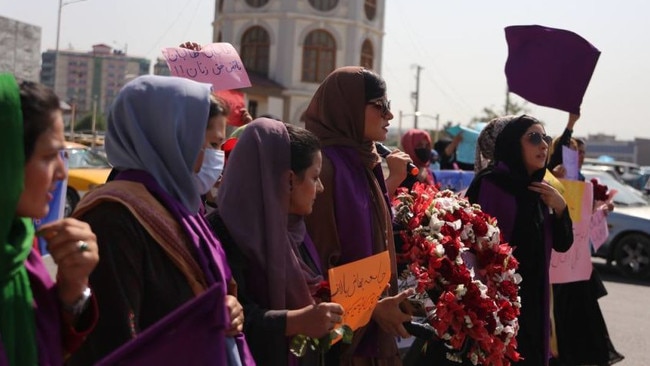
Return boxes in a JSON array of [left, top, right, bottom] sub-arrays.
[[328, 251, 391, 333], [544, 169, 565, 195], [558, 179, 588, 222]]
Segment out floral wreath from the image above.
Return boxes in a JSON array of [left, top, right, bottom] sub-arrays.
[[393, 182, 522, 365]]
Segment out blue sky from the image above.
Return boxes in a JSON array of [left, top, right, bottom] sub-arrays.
[[4, 0, 649, 140]]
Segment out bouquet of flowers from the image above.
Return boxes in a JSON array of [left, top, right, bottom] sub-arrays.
[[393, 182, 522, 365], [289, 281, 353, 359]]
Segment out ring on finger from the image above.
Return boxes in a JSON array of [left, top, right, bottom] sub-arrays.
[[77, 240, 90, 253]]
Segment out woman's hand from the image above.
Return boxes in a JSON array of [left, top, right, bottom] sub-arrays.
[[37, 218, 99, 308], [371, 288, 414, 338], [385, 149, 412, 197], [551, 164, 567, 179], [529, 181, 567, 215], [179, 41, 202, 51], [225, 295, 244, 336], [239, 109, 253, 125], [286, 302, 344, 338]]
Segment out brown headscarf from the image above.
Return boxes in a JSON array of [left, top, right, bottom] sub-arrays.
[[216, 118, 320, 310], [302, 66, 381, 169]]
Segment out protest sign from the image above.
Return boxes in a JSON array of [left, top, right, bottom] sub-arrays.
[[328, 251, 391, 333], [162, 43, 251, 91]]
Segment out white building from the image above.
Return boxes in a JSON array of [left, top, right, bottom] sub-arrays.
[[0, 16, 41, 82], [213, 0, 386, 124]]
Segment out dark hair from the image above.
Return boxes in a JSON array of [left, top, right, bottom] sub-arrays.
[[209, 94, 230, 119], [19, 81, 61, 160], [361, 68, 387, 102], [574, 138, 585, 147], [285, 123, 321, 177]]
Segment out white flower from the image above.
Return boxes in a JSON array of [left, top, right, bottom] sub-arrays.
[[455, 284, 467, 298], [434, 243, 445, 257], [464, 315, 473, 328], [470, 352, 479, 365]]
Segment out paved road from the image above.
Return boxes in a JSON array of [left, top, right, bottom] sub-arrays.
[[593, 259, 650, 366]]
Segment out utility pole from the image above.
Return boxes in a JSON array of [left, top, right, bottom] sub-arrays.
[[412, 65, 423, 129]]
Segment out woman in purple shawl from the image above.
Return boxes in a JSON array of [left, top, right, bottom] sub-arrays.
[[67, 75, 253, 365], [465, 115, 574, 366], [207, 118, 344, 365], [302, 66, 414, 366]]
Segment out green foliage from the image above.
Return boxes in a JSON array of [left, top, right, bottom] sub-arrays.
[[470, 98, 530, 123], [75, 113, 106, 132]]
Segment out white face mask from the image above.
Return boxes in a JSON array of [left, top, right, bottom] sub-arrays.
[[193, 148, 225, 194]]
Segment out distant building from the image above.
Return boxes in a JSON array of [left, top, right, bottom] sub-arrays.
[[213, 0, 386, 123], [153, 57, 171, 76], [582, 133, 637, 163], [40, 44, 150, 116], [0, 16, 41, 81], [635, 138, 650, 166]]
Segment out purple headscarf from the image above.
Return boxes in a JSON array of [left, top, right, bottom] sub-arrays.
[[216, 118, 320, 311]]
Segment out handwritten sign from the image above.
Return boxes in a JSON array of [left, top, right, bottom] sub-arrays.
[[328, 251, 391, 333], [161, 43, 251, 92], [590, 208, 609, 251], [550, 180, 593, 283], [562, 146, 580, 181]]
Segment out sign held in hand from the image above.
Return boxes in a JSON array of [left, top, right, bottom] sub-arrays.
[[161, 43, 251, 91], [328, 251, 391, 333]]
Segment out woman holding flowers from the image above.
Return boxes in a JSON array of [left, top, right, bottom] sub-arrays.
[[207, 118, 344, 365], [303, 66, 414, 366], [466, 115, 574, 365]]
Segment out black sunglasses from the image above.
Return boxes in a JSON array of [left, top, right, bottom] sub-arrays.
[[367, 98, 391, 116], [526, 132, 553, 146]]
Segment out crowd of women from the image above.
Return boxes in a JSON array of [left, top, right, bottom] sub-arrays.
[[0, 61, 621, 366]]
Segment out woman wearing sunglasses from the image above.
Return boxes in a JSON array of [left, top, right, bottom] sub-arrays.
[[465, 115, 574, 366], [302, 67, 414, 365]]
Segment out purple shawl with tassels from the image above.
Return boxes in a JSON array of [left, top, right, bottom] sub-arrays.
[[114, 170, 254, 365]]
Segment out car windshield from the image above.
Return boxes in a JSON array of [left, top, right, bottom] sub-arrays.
[[583, 170, 648, 206], [67, 148, 111, 169]]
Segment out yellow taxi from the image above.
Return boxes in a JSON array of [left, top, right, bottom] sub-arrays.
[[64, 142, 112, 216]]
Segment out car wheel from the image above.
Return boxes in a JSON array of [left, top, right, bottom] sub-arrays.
[[65, 187, 80, 217], [613, 233, 650, 279]]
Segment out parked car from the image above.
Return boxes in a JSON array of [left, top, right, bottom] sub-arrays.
[[64, 142, 112, 216], [584, 168, 650, 279]]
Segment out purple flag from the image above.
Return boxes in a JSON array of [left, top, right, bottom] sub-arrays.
[[504, 25, 600, 114], [96, 284, 229, 366]]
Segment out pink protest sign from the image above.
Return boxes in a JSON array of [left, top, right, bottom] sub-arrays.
[[161, 43, 251, 91], [550, 180, 593, 284], [589, 208, 609, 251]]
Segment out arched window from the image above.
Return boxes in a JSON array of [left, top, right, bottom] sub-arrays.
[[308, 0, 338, 12], [302, 30, 336, 82], [245, 0, 268, 8], [360, 39, 374, 69], [241, 26, 270, 76], [364, 0, 377, 21]]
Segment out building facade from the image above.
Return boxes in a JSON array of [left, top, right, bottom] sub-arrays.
[[0, 16, 41, 82], [40, 44, 150, 116], [213, 0, 386, 124]]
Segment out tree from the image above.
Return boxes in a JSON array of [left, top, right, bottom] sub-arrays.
[[75, 113, 106, 132], [470, 97, 530, 123]]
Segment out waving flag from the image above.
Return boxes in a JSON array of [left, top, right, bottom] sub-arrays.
[[505, 25, 600, 115]]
